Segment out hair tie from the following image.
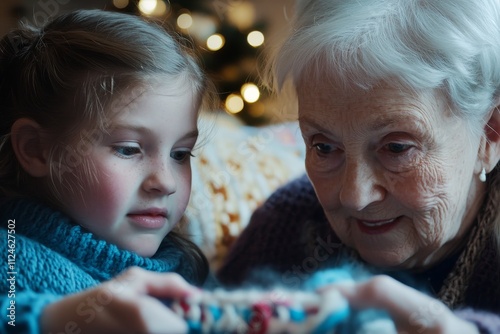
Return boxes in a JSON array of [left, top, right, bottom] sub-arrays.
[[4, 28, 43, 59]]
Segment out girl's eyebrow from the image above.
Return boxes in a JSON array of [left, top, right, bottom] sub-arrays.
[[109, 124, 151, 134], [108, 124, 199, 140], [179, 129, 199, 141]]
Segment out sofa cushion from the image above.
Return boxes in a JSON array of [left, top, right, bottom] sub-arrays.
[[181, 114, 306, 268]]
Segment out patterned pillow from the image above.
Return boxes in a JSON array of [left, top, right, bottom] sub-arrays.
[[181, 114, 306, 268]]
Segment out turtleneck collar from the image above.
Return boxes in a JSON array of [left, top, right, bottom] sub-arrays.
[[0, 197, 190, 282]]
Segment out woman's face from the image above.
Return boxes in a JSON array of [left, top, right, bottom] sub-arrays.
[[298, 79, 486, 270]]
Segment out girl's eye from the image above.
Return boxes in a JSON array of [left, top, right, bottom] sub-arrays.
[[386, 143, 412, 153], [113, 145, 141, 157], [170, 150, 194, 162]]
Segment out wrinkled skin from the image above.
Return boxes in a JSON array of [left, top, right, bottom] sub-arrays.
[[298, 79, 486, 270]]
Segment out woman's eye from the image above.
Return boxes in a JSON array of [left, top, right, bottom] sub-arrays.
[[170, 150, 194, 162], [386, 143, 412, 153], [113, 145, 141, 157], [314, 143, 335, 154], [379, 141, 421, 172]]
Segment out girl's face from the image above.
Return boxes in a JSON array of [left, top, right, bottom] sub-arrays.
[[298, 77, 486, 270], [56, 80, 199, 257]]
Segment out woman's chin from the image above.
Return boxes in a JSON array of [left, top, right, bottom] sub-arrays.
[[357, 249, 412, 270]]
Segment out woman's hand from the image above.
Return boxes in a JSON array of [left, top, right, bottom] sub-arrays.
[[41, 267, 199, 334], [328, 275, 479, 334]]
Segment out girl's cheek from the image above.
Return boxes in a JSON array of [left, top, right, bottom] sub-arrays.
[[179, 173, 192, 207], [87, 170, 128, 214]]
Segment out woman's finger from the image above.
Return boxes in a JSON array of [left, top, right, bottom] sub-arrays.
[[324, 276, 478, 333]]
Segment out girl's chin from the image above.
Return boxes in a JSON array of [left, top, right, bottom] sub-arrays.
[[134, 248, 159, 257], [120, 239, 162, 257]]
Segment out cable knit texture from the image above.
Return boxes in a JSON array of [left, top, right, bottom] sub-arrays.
[[0, 198, 198, 334], [218, 173, 500, 331]]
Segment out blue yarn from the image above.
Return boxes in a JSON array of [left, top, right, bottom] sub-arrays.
[[187, 320, 202, 334], [312, 306, 350, 334], [303, 268, 354, 290], [303, 267, 396, 334], [242, 308, 252, 322], [289, 308, 306, 322], [209, 305, 223, 322]]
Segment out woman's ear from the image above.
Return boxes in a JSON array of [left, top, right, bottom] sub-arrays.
[[10, 118, 51, 177], [480, 107, 500, 173]]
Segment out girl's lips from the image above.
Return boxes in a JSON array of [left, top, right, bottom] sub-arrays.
[[127, 210, 167, 229], [356, 217, 401, 235]]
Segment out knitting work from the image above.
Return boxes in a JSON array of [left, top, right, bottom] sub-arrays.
[[166, 269, 396, 334]]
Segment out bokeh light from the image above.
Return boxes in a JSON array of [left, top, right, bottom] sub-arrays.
[[138, 0, 157, 15], [151, 0, 168, 16], [225, 94, 244, 113], [207, 34, 225, 51], [177, 13, 193, 29], [226, 1, 256, 30], [248, 102, 265, 117], [241, 83, 260, 103], [247, 30, 264, 47], [112, 0, 129, 9]]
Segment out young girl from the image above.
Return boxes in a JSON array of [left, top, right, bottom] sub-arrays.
[[0, 9, 213, 333]]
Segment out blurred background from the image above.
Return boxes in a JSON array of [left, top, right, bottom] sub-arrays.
[[0, 0, 295, 125]]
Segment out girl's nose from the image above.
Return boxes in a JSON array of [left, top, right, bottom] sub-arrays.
[[142, 161, 177, 196]]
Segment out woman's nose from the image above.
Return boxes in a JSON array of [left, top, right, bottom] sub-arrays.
[[339, 159, 385, 211], [142, 160, 177, 195]]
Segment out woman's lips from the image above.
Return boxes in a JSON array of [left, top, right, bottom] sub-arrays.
[[356, 217, 401, 235]]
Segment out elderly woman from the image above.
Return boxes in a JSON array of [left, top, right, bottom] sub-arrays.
[[217, 0, 500, 332]]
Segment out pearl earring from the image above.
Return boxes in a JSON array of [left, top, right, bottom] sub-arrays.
[[480, 167, 487, 182]]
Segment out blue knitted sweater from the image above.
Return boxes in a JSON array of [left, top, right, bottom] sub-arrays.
[[0, 198, 198, 334]]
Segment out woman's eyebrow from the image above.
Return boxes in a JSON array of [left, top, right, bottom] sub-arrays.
[[298, 115, 331, 133]]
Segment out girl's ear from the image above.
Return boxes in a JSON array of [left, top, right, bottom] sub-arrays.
[[480, 107, 500, 173], [10, 118, 51, 177]]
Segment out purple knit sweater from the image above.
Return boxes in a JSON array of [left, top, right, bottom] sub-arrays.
[[217, 174, 500, 333]]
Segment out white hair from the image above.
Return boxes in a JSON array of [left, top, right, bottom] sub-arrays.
[[267, 0, 500, 125]]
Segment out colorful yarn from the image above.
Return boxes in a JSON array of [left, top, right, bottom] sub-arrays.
[[164, 269, 342, 333], [165, 268, 396, 333], [168, 288, 349, 334]]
